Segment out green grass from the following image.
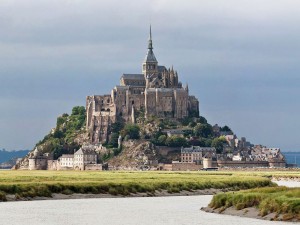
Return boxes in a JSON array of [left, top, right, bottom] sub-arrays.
[[0, 170, 275, 200], [209, 186, 300, 221]]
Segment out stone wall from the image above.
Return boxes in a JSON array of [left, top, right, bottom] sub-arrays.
[[172, 162, 203, 171], [217, 160, 269, 168], [85, 164, 102, 170], [47, 160, 58, 170], [156, 146, 181, 156]]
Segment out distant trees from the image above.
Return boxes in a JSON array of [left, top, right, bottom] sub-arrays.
[[35, 106, 86, 159], [220, 125, 232, 132], [193, 123, 213, 138], [211, 136, 227, 154], [165, 136, 188, 147]]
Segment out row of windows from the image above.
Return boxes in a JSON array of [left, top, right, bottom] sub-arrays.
[[143, 64, 156, 70]]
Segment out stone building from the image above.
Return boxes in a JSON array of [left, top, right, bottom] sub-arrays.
[[181, 146, 216, 163], [73, 146, 98, 170], [58, 154, 74, 170], [28, 148, 48, 170], [86, 27, 199, 144]]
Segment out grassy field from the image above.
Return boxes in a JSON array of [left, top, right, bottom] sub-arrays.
[[209, 186, 300, 221], [0, 170, 276, 200], [218, 170, 300, 179]]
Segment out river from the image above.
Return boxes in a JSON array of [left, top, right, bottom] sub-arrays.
[[0, 181, 297, 225]]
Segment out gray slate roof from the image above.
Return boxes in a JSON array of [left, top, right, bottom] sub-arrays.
[[144, 49, 157, 63], [121, 74, 145, 80], [75, 147, 97, 155], [60, 154, 74, 159], [181, 146, 216, 153], [158, 66, 167, 72]]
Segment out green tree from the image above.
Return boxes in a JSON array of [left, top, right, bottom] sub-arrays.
[[198, 116, 208, 124], [188, 121, 197, 128], [211, 136, 227, 154], [220, 125, 232, 132], [193, 123, 213, 138], [111, 121, 124, 133], [109, 133, 120, 148], [71, 106, 85, 116], [165, 136, 188, 147], [121, 124, 140, 139], [157, 135, 167, 146]]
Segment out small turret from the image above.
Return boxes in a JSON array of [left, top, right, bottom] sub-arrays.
[[33, 147, 39, 157], [185, 83, 189, 93]]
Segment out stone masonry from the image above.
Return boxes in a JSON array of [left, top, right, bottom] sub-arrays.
[[86, 26, 199, 144]]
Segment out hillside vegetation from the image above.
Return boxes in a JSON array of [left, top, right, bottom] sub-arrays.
[[36, 106, 87, 159]]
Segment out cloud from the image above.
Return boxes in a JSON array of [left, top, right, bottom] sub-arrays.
[[0, 0, 299, 150]]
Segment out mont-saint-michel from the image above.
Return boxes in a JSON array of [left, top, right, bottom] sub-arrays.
[[1, 2, 300, 223], [15, 27, 287, 171]]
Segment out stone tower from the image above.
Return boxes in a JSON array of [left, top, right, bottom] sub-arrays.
[[86, 27, 200, 144], [142, 26, 158, 88]]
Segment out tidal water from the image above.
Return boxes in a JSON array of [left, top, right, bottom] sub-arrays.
[[0, 194, 296, 225], [283, 152, 300, 167]]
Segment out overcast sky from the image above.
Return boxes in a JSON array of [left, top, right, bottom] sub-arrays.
[[0, 0, 300, 151]]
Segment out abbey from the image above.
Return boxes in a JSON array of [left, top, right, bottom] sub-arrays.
[[86, 27, 199, 144]]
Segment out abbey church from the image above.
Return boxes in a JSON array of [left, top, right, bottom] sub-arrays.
[[86, 27, 199, 144]]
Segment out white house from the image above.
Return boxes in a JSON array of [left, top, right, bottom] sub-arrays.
[[73, 147, 98, 170]]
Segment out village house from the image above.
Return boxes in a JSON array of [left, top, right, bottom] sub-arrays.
[[181, 146, 216, 163], [58, 154, 74, 170], [73, 147, 98, 170]]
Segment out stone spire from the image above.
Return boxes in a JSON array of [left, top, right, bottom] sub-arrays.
[[142, 25, 158, 78], [148, 25, 153, 50], [144, 25, 157, 63]]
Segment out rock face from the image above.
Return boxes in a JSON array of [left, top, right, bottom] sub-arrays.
[[108, 140, 159, 170]]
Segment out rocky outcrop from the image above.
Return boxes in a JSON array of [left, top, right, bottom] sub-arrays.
[[108, 140, 159, 170]]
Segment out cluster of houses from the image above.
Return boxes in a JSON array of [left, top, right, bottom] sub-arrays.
[[28, 146, 102, 171], [27, 124, 288, 171], [170, 136, 287, 171]]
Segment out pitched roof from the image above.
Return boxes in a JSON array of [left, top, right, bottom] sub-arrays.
[[158, 65, 167, 73], [60, 154, 74, 159], [144, 49, 157, 63], [121, 74, 145, 80], [74, 147, 97, 155]]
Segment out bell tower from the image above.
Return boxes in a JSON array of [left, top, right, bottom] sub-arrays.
[[142, 25, 158, 83]]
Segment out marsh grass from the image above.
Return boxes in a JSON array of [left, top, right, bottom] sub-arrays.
[[0, 170, 274, 200], [209, 186, 300, 221]]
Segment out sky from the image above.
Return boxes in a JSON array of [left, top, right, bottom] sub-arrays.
[[0, 0, 299, 151]]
